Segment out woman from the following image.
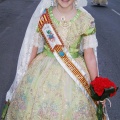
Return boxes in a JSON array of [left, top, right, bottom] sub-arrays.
[[4, 0, 107, 119]]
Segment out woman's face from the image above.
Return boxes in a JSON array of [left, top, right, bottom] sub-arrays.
[[56, 0, 75, 8]]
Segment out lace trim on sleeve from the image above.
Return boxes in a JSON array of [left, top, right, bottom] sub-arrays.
[[80, 34, 98, 54], [33, 31, 44, 53], [81, 34, 98, 51]]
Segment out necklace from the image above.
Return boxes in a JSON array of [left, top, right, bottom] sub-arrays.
[[56, 6, 74, 21]]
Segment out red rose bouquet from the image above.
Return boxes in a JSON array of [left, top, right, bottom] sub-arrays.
[[90, 77, 118, 120]]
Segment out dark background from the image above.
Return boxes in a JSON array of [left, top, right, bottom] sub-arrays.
[[0, 0, 120, 119]]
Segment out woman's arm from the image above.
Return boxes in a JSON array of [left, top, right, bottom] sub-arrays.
[[28, 46, 38, 66], [84, 48, 98, 81], [84, 48, 106, 105]]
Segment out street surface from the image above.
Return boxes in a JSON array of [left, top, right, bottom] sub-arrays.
[[0, 0, 120, 119]]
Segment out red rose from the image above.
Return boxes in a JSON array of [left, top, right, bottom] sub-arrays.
[[90, 77, 117, 97]]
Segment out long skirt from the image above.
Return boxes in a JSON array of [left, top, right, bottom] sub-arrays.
[[6, 53, 97, 120]]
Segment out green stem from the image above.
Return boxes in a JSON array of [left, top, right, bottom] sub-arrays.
[[96, 102, 103, 120], [1, 101, 10, 120]]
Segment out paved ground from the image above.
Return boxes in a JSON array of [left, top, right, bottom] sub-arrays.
[[0, 0, 40, 116], [0, 0, 120, 119]]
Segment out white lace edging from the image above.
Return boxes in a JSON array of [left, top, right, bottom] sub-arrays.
[[82, 34, 98, 50], [33, 32, 44, 52]]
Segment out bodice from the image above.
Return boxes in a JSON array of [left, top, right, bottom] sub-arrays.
[[36, 7, 97, 58]]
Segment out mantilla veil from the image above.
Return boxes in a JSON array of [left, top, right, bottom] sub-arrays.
[[6, 0, 97, 102]]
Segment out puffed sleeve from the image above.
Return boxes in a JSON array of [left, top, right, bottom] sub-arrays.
[[81, 21, 98, 51], [33, 27, 44, 53]]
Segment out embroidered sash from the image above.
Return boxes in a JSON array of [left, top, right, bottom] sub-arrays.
[[38, 9, 97, 108]]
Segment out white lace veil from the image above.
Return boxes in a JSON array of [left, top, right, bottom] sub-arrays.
[[6, 0, 89, 101]]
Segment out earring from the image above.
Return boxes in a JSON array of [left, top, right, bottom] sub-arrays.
[[51, 0, 54, 6], [75, 0, 78, 8]]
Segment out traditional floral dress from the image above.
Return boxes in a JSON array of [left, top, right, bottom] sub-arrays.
[[6, 7, 98, 120]]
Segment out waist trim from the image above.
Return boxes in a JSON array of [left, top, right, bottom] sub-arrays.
[[43, 49, 79, 58]]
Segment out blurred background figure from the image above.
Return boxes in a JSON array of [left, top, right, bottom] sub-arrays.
[[91, 0, 108, 6]]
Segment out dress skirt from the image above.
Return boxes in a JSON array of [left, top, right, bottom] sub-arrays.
[[6, 53, 97, 120]]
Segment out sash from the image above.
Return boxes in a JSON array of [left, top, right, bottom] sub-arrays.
[[38, 9, 97, 109]]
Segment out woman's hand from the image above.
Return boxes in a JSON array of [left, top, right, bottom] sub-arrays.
[[97, 100, 106, 107]]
